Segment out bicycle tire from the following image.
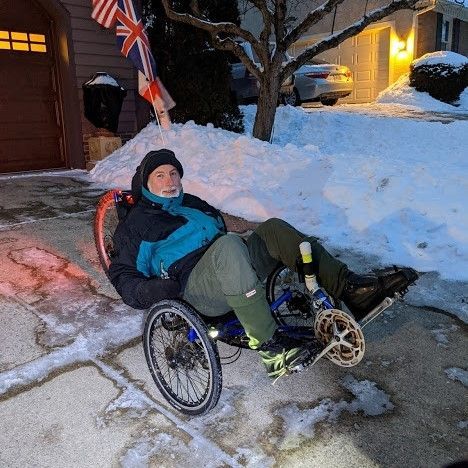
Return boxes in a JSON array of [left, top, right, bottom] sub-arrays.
[[143, 300, 223, 416], [93, 190, 119, 276]]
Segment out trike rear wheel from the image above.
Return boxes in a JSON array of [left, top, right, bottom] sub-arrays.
[[266, 264, 317, 327], [93, 190, 119, 276]]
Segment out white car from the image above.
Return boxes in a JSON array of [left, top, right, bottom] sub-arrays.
[[284, 58, 353, 106], [229, 42, 294, 103]]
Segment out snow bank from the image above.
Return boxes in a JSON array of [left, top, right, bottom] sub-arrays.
[[375, 73, 467, 111], [91, 102, 468, 322], [91, 105, 468, 286], [412, 51, 468, 69]]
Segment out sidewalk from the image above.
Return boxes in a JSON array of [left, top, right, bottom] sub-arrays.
[[0, 172, 466, 468], [302, 102, 468, 123]]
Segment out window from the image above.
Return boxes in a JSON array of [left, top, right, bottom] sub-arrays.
[[0, 30, 47, 53], [440, 18, 452, 51]]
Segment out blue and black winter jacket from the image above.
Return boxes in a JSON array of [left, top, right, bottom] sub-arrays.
[[109, 187, 226, 309]]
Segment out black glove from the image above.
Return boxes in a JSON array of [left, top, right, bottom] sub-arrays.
[[136, 277, 181, 309]]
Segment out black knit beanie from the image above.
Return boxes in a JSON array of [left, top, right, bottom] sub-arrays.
[[140, 149, 184, 188]]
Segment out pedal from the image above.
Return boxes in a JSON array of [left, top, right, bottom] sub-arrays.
[[287, 342, 322, 374]]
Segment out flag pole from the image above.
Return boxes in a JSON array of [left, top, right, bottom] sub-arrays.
[[147, 81, 166, 144]]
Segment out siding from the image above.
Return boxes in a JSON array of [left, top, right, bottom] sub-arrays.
[[242, 0, 414, 39], [59, 0, 140, 149], [458, 20, 468, 55], [417, 11, 438, 56]]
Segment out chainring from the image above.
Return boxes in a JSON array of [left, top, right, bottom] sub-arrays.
[[314, 309, 365, 367]]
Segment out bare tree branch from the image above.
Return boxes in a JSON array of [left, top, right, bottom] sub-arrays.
[[250, 0, 274, 67], [211, 37, 262, 80], [274, 0, 288, 46], [160, 0, 258, 45], [284, 0, 346, 48], [281, 0, 423, 80]]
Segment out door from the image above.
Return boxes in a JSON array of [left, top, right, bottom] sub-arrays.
[[0, 0, 65, 172]]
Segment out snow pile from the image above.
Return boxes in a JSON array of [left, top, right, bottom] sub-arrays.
[[375, 72, 467, 111], [91, 105, 468, 287], [84, 73, 122, 88], [412, 51, 468, 69], [377, 51, 468, 110]]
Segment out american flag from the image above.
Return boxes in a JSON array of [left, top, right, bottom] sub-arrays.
[[91, 0, 117, 29]]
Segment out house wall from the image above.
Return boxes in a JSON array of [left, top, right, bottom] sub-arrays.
[[416, 11, 438, 56], [416, 10, 468, 57], [59, 0, 148, 164], [459, 20, 468, 55], [241, 0, 415, 40]]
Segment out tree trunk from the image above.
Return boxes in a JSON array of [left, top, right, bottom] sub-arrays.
[[252, 74, 281, 142]]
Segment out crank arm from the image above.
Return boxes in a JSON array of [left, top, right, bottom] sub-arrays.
[[358, 293, 402, 329], [305, 334, 346, 369]]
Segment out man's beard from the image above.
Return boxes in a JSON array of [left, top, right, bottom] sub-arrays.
[[158, 187, 181, 198]]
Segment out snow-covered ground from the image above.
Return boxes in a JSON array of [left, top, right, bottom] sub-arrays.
[[377, 50, 468, 111]]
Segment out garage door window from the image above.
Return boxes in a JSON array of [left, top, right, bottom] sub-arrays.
[[0, 31, 46, 53]]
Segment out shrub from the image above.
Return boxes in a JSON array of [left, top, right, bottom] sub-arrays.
[[409, 62, 468, 104]]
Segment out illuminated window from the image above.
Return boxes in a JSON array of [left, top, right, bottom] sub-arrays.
[[0, 30, 47, 53]]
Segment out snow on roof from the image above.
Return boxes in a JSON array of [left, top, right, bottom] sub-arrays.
[[412, 51, 468, 69]]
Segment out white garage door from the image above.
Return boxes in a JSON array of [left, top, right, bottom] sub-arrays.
[[294, 27, 390, 103]]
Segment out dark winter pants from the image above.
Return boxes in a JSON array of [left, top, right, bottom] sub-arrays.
[[183, 218, 349, 347]]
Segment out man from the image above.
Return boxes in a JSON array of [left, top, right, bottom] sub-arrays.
[[109, 149, 418, 378]]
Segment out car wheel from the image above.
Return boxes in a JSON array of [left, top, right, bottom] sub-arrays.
[[321, 98, 338, 106], [283, 88, 301, 106]]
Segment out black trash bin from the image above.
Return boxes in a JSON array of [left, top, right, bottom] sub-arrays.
[[82, 72, 127, 133]]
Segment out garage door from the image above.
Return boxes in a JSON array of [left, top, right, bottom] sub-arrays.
[[0, 0, 65, 173], [294, 27, 390, 104]]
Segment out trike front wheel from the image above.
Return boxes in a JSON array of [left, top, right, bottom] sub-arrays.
[[143, 300, 223, 416]]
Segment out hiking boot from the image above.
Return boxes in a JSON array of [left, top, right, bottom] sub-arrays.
[[258, 330, 317, 379], [341, 266, 418, 321]]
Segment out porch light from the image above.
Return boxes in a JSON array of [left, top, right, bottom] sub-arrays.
[[397, 40, 406, 52], [393, 38, 408, 59]]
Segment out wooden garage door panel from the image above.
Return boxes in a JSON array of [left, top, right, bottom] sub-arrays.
[[1, 138, 63, 172], [356, 34, 373, 46], [356, 51, 373, 65], [0, 0, 64, 173], [316, 28, 390, 103], [355, 70, 372, 82], [356, 88, 372, 99]]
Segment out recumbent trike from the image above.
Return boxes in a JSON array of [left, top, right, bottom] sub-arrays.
[[94, 189, 403, 416]]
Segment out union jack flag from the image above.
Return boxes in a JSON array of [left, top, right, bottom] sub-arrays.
[[115, 0, 174, 120], [91, 0, 117, 29], [116, 0, 156, 81], [90, 0, 174, 126]]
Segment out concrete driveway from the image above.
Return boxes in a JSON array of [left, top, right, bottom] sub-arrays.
[[0, 172, 466, 468]]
